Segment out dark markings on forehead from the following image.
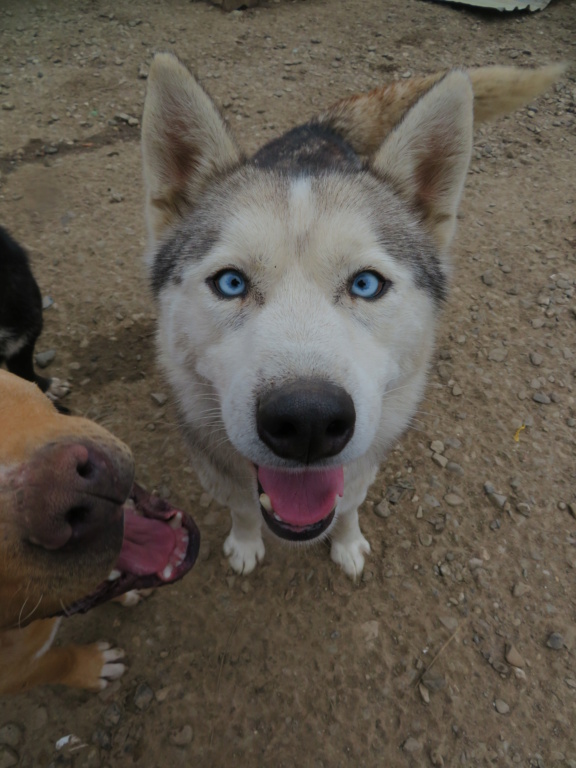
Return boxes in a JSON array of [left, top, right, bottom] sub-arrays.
[[383, 230, 447, 306], [151, 219, 220, 297], [358, 174, 448, 307], [250, 122, 362, 174]]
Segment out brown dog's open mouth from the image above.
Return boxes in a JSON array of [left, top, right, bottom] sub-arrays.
[[55, 483, 200, 617]]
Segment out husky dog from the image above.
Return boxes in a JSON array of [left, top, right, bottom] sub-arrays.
[[142, 55, 563, 578]]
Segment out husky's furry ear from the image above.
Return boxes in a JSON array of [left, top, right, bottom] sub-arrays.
[[371, 71, 474, 254], [142, 53, 242, 243]]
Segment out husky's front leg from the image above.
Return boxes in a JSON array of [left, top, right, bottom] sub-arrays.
[[330, 509, 371, 581], [329, 464, 375, 580], [223, 502, 265, 575]]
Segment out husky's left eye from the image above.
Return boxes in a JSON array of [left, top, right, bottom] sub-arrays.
[[211, 269, 248, 299], [349, 271, 389, 300]]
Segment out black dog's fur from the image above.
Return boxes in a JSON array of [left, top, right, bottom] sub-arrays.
[[0, 226, 54, 394]]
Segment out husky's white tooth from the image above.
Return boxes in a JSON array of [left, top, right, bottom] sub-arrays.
[[259, 493, 273, 513], [162, 564, 174, 580], [107, 569, 121, 581], [169, 512, 183, 529]]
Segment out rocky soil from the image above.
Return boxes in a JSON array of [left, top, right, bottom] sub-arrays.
[[0, 0, 575, 766]]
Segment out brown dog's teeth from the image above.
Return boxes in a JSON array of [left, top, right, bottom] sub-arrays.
[[169, 512, 183, 529], [259, 493, 273, 513], [107, 569, 121, 581]]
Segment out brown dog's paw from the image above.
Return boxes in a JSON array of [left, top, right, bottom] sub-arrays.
[[113, 589, 155, 608], [94, 642, 126, 690]]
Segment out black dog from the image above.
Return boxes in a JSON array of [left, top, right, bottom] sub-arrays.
[[0, 226, 68, 404]]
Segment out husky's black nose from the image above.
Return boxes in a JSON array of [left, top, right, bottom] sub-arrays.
[[257, 379, 356, 463]]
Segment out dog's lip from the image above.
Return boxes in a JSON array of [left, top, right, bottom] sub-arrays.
[[260, 499, 336, 541], [51, 483, 200, 617]]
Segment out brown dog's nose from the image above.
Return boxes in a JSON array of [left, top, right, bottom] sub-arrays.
[[20, 441, 134, 551]]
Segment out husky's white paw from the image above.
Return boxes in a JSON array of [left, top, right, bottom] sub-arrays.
[[331, 535, 371, 581], [46, 377, 71, 400], [223, 531, 265, 575], [96, 642, 126, 689]]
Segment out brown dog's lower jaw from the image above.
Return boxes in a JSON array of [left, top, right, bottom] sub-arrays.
[[54, 482, 200, 617]]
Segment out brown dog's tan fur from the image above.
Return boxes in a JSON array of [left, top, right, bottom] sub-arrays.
[[0, 371, 131, 693]]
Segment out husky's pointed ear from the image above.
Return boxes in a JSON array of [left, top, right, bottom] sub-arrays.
[[371, 71, 474, 254], [142, 53, 242, 243]]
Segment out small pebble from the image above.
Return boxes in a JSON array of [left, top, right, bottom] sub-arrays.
[[505, 644, 525, 668], [512, 583, 530, 597], [0, 725, 22, 749], [532, 392, 551, 404], [133, 682, 154, 711], [430, 440, 444, 454], [430, 750, 445, 767], [151, 392, 168, 406], [488, 348, 508, 362], [529, 352, 543, 366], [374, 500, 391, 518], [546, 632, 564, 650], [421, 672, 446, 692], [0, 746, 18, 768], [494, 699, 510, 714], [169, 725, 194, 747], [444, 493, 463, 507], [516, 502, 531, 517], [419, 532, 432, 547], [432, 453, 448, 468], [35, 349, 56, 368], [439, 615, 458, 632], [402, 737, 422, 754]]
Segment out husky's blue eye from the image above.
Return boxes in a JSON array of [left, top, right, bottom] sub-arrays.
[[349, 271, 388, 300], [212, 269, 247, 299]]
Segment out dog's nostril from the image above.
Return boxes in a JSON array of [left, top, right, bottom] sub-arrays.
[[274, 420, 299, 440], [76, 460, 94, 479], [65, 505, 90, 529], [326, 419, 348, 437]]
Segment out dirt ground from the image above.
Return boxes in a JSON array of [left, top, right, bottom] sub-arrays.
[[1, 0, 575, 765]]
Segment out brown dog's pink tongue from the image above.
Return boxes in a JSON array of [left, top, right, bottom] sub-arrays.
[[116, 510, 177, 575], [258, 467, 344, 526]]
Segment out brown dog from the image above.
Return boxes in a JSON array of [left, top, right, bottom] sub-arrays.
[[0, 370, 199, 694]]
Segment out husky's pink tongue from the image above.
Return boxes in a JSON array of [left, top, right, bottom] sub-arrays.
[[258, 466, 344, 526]]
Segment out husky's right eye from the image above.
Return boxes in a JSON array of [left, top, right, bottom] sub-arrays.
[[210, 269, 248, 299]]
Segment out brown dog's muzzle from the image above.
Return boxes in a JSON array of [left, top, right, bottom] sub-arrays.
[[18, 440, 134, 552]]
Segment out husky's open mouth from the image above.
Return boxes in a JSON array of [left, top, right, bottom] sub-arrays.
[[54, 483, 200, 617], [257, 466, 343, 542]]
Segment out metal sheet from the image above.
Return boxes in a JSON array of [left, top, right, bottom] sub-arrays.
[[435, 0, 552, 11]]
